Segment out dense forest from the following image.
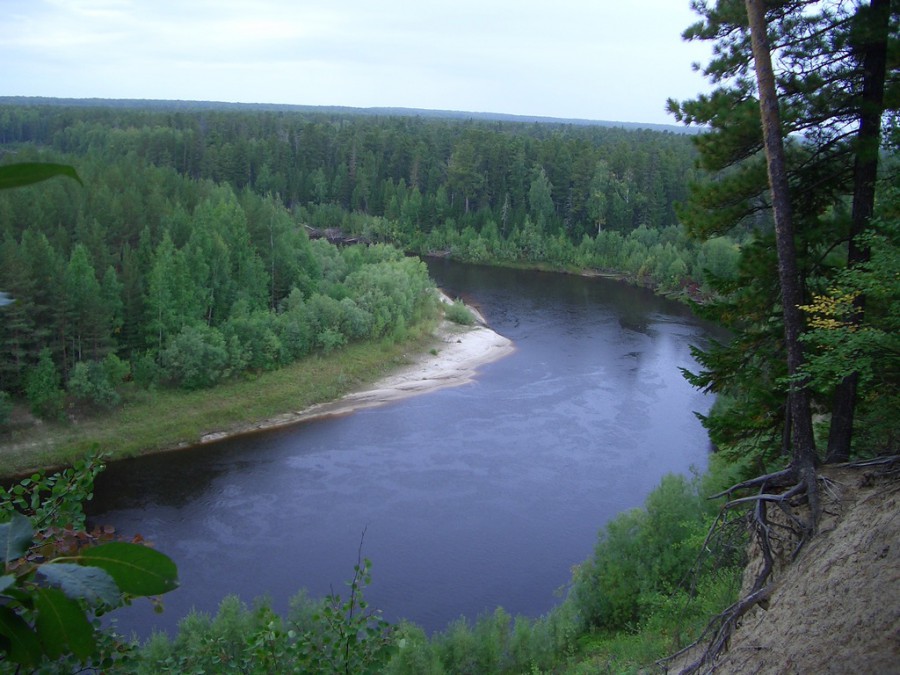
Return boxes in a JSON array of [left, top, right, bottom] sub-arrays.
[[0, 102, 696, 236], [0, 103, 740, 422], [1, 0, 898, 670]]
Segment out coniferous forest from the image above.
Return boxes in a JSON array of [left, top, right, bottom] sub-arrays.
[[0, 103, 741, 419], [0, 0, 898, 669]]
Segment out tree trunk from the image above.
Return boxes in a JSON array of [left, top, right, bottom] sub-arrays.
[[745, 0, 819, 518], [826, 0, 891, 463]]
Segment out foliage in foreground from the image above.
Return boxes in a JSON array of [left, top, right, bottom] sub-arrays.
[[122, 465, 743, 674], [0, 456, 178, 672], [132, 558, 395, 675]]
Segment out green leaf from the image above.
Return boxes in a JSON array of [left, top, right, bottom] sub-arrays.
[[38, 563, 121, 607], [80, 542, 178, 596], [35, 587, 94, 660], [0, 513, 34, 564], [0, 163, 83, 190], [0, 606, 43, 667], [0, 575, 14, 594]]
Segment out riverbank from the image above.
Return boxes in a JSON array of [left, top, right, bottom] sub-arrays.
[[197, 308, 515, 444], [0, 299, 513, 479]]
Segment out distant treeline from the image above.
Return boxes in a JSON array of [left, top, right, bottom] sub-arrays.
[[0, 104, 698, 238], [0, 96, 694, 132], [1, 103, 739, 287]]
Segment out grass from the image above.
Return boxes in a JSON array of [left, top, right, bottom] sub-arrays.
[[0, 319, 440, 479]]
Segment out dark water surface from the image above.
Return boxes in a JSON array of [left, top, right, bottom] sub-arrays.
[[88, 261, 716, 637]]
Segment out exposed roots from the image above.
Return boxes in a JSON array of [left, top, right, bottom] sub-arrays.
[[840, 453, 900, 475], [658, 462, 823, 674], [660, 456, 900, 674]]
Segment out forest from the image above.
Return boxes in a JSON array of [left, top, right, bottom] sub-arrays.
[[0, 101, 742, 423], [1, 0, 898, 671]]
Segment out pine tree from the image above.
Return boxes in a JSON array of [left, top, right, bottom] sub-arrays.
[[0, 235, 39, 392], [745, 0, 819, 516], [670, 0, 898, 468], [24, 348, 64, 420], [63, 244, 105, 368], [669, 3, 898, 664]]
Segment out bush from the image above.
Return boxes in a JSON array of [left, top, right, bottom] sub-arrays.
[[131, 351, 160, 389], [444, 300, 475, 325], [384, 622, 444, 675], [317, 327, 347, 353], [160, 324, 230, 389], [570, 474, 720, 632], [24, 348, 65, 420], [222, 308, 285, 373], [276, 289, 315, 360], [133, 559, 395, 674], [67, 353, 129, 410]]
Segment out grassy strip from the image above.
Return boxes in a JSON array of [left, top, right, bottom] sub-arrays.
[[0, 319, 439, 479]]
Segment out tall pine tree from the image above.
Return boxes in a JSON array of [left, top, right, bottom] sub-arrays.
[[670, 0, 898, 473]]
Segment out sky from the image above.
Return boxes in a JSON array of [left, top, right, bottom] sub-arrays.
[[3, 0, 713, 126]]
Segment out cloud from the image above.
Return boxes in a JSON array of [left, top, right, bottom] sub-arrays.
[[3, 0, 711, 124]]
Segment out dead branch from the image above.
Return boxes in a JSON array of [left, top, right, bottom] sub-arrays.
[[723, 491, 796, 508], [660, 461, 818, 673], [840, 454, 900, 470], [709, 467, 795, 500]]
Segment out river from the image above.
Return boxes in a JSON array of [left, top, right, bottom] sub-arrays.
[[87, 260, 716, 638]]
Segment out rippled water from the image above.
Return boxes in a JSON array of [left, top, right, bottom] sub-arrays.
[[88, 261, 716, 637]]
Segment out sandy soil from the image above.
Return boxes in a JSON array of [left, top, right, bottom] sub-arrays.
[[198, 310, 515, 444], [668, 463, 900, 674]]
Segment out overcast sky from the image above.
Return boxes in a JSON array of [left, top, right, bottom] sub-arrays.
[[4, 0, 712, 125]]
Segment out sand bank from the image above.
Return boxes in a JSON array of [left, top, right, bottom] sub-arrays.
[[199, 309, 514, 443]]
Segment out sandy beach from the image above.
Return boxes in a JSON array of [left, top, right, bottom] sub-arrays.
[[198, 303, 515, 443]]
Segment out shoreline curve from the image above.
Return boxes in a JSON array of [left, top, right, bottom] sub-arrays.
[[198, 301, 514, 444]]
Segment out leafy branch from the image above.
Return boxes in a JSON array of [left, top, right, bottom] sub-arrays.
[[0, 460, 178, 670], [298, 529, 396, 674]]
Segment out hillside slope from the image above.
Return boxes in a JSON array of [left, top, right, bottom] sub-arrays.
[[670, 461, 900, 674]]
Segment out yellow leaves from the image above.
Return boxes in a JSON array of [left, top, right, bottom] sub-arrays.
[[799, 289, 860, 331]]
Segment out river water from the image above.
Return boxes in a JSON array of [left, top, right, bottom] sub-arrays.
[[87, 260, 716, 638]]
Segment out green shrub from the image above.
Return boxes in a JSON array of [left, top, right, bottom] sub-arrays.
[[570, 474, 722, 632], [317, 327, 347, 353], [160, 324, 230, 389], [67, 355, 129, 409], [384, 622, 444, 675], [130, 351, 160, 389], [444, 300, 475, 325], [223, 307, 285, 373], [402, 603, 578, 675], [570, 507, 647, 630], [132, 559, 395, 674], [24, 348, 65, 420]]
